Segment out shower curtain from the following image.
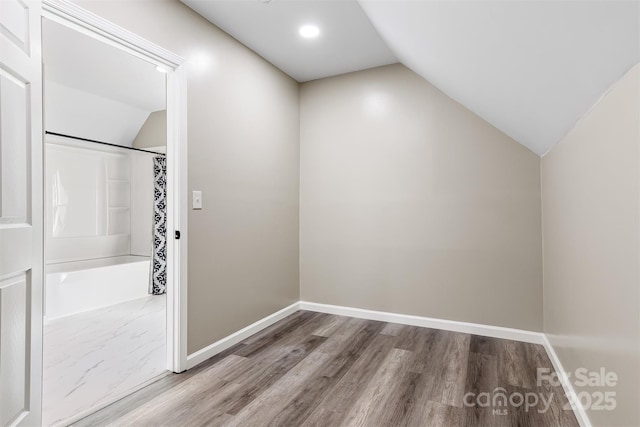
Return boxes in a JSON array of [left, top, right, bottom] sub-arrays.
[[149, 156, 167, 295]]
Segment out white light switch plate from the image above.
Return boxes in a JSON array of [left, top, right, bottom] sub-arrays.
[[192, 190, 202, 210]]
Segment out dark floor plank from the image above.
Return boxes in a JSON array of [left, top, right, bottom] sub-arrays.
[[411, 330, 470, 408], [265, 320, 385, 426], [470, 334, 498, 356], [220, 334, 327, 415], [224, 350, 333, 427], [375, 370, 422, 426], [394, 325, 424, 351], [311, 314, 350, 337], [502, 384, 580, 427], [406, 399, 466, 426], [439, 332, 471, 407], [497, 339, 538, 389], [404, 327, 446, 376], [464, 352, 511, 427], [316, 319, 385, 378], [234, 311, 327, 358], [240, 310, 312, 346], [302, 333, 396, 427], [380, 322, 404, 336], [314, 316, 371, 355], [341, 348, 413, 426], [523, 343, 580, 426]]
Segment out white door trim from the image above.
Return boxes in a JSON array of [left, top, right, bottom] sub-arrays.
[[41, 0, 188, 373]]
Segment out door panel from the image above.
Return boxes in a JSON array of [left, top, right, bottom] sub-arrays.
[[0, 0, 43, 425], [0, 68, 29, 222], [0, 275, 27, 426], [0, 0, 30, 54]]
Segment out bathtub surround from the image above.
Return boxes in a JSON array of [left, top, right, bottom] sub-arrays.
[[45, 134, 158, 265], [150, 156, 168, 295], [300, 64, 543, 332], [541, 64, 640, 427], [43, 294, 166, 426], [45, 135, 132, 264]]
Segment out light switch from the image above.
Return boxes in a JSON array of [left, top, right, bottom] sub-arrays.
[[192, 190, 202, 210]]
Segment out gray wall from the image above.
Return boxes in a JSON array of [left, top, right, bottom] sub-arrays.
[[133, 110, 167, 149], [300, 64, 543, 331], [542, 64, 640, 427], [75, 0, 300, 354]]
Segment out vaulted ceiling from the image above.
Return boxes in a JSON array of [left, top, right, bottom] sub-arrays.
[[180, 0, 639, 155], [358, 0, 640, 155]]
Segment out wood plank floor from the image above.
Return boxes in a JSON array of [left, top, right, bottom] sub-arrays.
[[75, 311, 579, 427]]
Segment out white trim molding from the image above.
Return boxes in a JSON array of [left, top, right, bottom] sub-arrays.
[[542, 336, 592, 427], [299, 301, 545, 344], [186, 302, 301, 370]]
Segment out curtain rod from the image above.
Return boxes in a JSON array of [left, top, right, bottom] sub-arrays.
[[45, 131, 166, 156]]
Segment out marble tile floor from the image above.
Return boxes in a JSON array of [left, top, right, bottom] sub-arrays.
[[43, 294, 167, 426]]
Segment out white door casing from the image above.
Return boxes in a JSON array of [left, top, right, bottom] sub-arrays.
[[0, 0, 44, 425]]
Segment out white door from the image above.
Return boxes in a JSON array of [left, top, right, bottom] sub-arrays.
[[0, 0, 43, 425]]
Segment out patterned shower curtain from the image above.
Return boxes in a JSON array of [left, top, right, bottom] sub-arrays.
[[150, 156, 167, 295]]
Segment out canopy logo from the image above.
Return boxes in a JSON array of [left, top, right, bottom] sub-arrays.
[[463, 367, 617, 415]]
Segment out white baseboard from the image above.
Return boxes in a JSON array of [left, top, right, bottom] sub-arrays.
[[186, 302, 300, 369], [186, 300, 547, 368], [186, 300, 544, 371], [542, 335, 592, 427], [299, 301, 545, 344]]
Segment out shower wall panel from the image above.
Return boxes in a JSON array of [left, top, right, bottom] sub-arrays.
[[45, 136, 131, 263]]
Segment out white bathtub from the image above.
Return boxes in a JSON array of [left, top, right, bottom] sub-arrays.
[[45, 256, 151, 321]]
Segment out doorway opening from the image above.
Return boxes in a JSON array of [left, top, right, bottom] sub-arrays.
[[40, 2, 187, 424]]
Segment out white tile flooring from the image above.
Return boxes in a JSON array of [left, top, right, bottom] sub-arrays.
[[43, 295, 167, 426]]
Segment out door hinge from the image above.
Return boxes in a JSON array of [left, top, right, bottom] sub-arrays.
[[175, 230, 181, 239]]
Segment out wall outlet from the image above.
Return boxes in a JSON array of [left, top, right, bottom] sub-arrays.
[[192, 190, 202, 210]]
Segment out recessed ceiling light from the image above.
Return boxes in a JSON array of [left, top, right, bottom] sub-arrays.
[[299, 25, 320, 39], [155, 65, 169, 73]]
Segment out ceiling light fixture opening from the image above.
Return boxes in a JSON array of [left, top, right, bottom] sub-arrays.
[[299, 25, 320, 39]]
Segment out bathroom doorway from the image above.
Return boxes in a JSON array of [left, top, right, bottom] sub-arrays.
[[40, 7, 186, 425]]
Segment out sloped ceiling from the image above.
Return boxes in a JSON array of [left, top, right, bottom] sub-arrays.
[[43, 18, 165, 112], [358, 0, 640, 155], [181, 0, 397, 82]]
